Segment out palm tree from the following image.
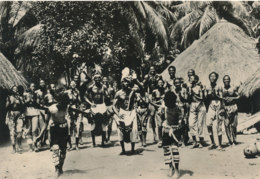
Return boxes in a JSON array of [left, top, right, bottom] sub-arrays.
[[0, 1, 38, 66], [169, 1, 254, 49], [120, 1, 176, 52]]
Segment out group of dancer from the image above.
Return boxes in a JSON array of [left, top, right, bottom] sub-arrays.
[[5, 65, 239, 178]]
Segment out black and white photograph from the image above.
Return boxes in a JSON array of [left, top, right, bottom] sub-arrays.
[[0, 1, 260, 178]]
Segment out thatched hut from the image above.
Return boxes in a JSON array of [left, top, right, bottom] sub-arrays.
[[239, 69, 260, 114], [162, 20, 260, 88], [0, 52, 27, 143]]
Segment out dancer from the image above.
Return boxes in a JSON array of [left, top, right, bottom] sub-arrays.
[[85, 73, 109, 147], [47, 92, 70, 177], [151, 78, 166, 147], [113, 68, 142, 155], [206, 72, 225, 150], [6, 86, 25, 153], [222, 75, 239, 146], [143, 66, 159, 142], [65, 80, 81, 150], [24, 83, 40, 151], [103, 76, 115, 144], [136, 90, 150, 147], [188, 75, 207, 148], [162, 86, 183, 178]]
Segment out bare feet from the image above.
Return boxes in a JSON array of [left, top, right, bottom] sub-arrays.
[[208, 144, 217, 150], [191, 142, 199, 149], [119, 151, 126, 155], [172, 169, 180, 179], [167, 165, 174, 177]]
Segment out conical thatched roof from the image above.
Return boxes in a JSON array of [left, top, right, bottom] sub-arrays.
[[239, 69, 260, 97], [162, 20, 260, 87], [0, 52, 27, 90]]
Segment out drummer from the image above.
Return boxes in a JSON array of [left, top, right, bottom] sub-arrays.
[[113, 68, 143, 155], [85, 72, 109, 147]]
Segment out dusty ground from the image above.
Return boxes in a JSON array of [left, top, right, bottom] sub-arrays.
[[0, 118, 260, 179]]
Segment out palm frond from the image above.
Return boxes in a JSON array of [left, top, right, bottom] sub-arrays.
[[155, 3, 177, 21], [231, 1, 251, 19], [181, 20, 200, 48], [9, 2, 32, 27], [170, 10, 203, 40], [171, 2, 192, 14], [141, 1, 168, 49], [133, 1, 146, 19], [199, 6, 217, 37]]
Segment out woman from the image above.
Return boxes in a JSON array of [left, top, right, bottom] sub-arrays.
[[6, 86, 25, 153]]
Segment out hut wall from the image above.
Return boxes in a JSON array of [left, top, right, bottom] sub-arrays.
[[251, 89, 260, 114], [0, 88, 9, 143]]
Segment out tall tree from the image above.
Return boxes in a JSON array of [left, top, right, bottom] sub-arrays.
[[0, 1, 37, 65], [169, 1, 254, 49]]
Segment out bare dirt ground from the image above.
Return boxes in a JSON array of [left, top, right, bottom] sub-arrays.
[[0, 118, 260, 179]]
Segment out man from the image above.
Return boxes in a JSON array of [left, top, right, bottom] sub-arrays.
[[85, 73, 109, 147], [46, 92, 70, 177], [24, 83, 40, 151], [188, 75, 207, 148], [151, 78, 166, 147], [35, 80, 48, 148], [162, 86, 183, 178], [136, 89, 150, 147], [103, 76, 115, 144], [222, 75, 239, 146], [188, 69, 195, 80], [65, 80, 81, 150], [173, 78, 190, 146], [6, 86, 25, 153], [165, 66, 176, 90], [205, 72, 225, 150], [143, 66, 158, 94], [143, 66, 159, 142], [113, 69, 142, 155]]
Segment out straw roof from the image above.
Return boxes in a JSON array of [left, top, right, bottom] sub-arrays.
[[16, 24, 42, 54], [162, 20, 260, 87], [0, 52, 27, 90], [239, 69, 260, 97]]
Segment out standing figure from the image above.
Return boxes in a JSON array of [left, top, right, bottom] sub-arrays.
[[113, 68, 142, 155], [103, 76, 115, 144], [47, 92, 70, 177], [173, 78, 190, 146], [24, 83, 40, 151], [43, 84, 58, 146], [136, 90, 150, 147], [151, 79, 166, 147], [6, 86, 25, 153], [205, 72, 225, 150], [143, 66, 159, 142], [162, 87, 183, 178], [65, 80, 81, 150], [222, 75, 239, 146], [85, 73, 109, 147], [35, 79, 48, 148], [165, 66, 176, 90], [188, 75, 207, 148]]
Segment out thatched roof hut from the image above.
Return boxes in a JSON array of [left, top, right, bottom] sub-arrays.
[[162, 20, 260, 87], [239, 69, 260, 98], [0, 52, 27, 90]]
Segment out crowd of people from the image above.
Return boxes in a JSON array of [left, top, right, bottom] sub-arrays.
[[4, 65, 240, 178]]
